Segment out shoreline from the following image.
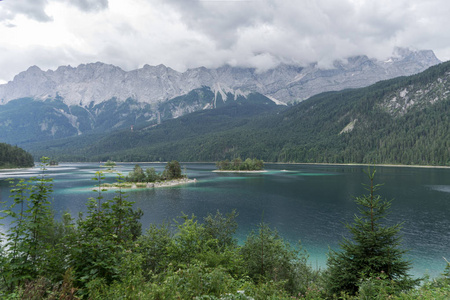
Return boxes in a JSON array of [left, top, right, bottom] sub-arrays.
[[0, 166, 35, 171], [5, 162, 449, 171], [100, 178, 197, 189], [275, 162, 450, 169], [212, 170, 267, 173], [118, 162, 450, 170]]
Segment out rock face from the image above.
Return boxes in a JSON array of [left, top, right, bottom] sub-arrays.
[[378, 69, 450, 117], [0, 48, 441, 106]]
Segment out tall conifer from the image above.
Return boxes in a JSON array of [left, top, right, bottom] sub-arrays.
[[326, 168, 415, 295]]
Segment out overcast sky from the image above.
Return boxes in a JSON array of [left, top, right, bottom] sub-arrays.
[[1, 0, 450, 84]]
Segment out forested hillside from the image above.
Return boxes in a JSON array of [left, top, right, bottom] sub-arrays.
[[0, 143, 34, 169], [27, 61, 450, 166]]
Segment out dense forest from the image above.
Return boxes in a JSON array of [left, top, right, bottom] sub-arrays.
[[0, 143, 34, 169], [26, 61, 450, 166], [1, 161, 449, 299], [216, 158, 264, 171]]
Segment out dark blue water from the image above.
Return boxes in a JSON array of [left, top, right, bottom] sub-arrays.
[[1, 163, 450, 278]]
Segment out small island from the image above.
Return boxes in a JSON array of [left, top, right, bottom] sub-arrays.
[[101, 160, 117, 172], [49, 159, 59, 166], [103, 160, 196, 189], [215, 158, 265, 172]]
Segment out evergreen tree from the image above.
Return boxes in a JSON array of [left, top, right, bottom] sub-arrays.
[[162, 160, 182, 180], [126, 164, 146, 182], [326, 168, 416, 296]]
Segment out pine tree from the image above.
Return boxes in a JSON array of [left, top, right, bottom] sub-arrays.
[[326, 168, 416, 296]]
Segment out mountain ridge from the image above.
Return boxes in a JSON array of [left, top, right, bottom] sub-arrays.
[[0, 48, 440, 107]]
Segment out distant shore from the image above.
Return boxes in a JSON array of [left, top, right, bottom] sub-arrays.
[[3, 163, 449, 172], [112, 162, 450, 169], [274, 162, 450, 169]]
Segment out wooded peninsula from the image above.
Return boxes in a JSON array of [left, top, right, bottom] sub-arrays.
[[0, 143, 34, 169]]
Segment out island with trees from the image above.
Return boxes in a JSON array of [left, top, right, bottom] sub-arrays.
[[215, 158, 265, 172], [101, 160, 117, 172], [0, 143, 34, 169], [103, 160, 196, 189]]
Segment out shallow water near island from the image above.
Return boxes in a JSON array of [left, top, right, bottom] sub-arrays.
[[1, 162, 450, 278]]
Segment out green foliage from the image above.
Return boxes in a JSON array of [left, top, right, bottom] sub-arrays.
[[101, 160, 116, 172], [168, 214, 208, 267], [162, 160, 183, 180], [203, 210, 239, 249], [0, 157, 57, 291], [136, 222, 173, 275], [0, 143, 34, 169], [357, 273, 406, 300], [126, 164, 147, 182], [326, 168, 416, 296], [150, 264, 242, 299], [126, 161, 185, 183], [145, 167, 159, 182], [70, 170, 143, 293], [216, 158, 264, 171], [241, 222, 318, 295]]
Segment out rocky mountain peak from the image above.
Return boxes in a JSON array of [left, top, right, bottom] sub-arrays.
[[0, 48, 441, 106]]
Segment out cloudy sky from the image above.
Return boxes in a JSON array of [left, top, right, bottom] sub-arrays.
[[1, 0, 450, 84]]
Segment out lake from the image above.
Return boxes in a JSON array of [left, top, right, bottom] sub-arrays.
[[1, 162, 450, 278]]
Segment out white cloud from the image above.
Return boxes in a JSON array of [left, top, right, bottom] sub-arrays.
[[0, 0, 52, 22], [0, 0, 450, 82]]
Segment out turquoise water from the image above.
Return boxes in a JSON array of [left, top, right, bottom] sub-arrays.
[[1, 163, 450, 278]]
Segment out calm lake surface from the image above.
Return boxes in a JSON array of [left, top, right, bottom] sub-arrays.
[[1, 163, 450, 277]]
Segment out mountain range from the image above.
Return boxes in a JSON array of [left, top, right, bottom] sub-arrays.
[[27, 60, 450, 166], [0, 48, 441, 147], [0, 47, 448, 165], [0, 48, 439, 106]]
